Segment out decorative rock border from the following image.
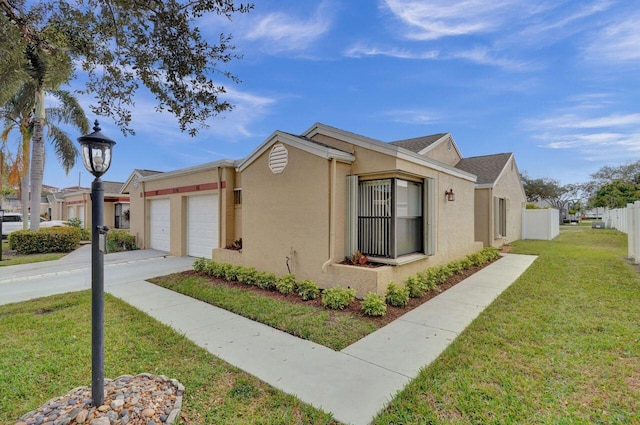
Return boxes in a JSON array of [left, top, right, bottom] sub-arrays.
[[15, 373, 184, 425]]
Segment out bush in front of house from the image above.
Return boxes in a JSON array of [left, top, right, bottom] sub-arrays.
[[361, 292, 387, 317], [237, 267, 260, 285], [385, 282, 409, 307], [296, 279, 320, 301], [106, 229, 137, 253], [8, 227, 81, 254], [321, 286, 356, 310], [256, 272, 277, 290], [275, 274, 297, 295]]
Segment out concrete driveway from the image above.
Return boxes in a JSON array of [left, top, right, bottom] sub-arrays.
[[0, 245, 193, 305]]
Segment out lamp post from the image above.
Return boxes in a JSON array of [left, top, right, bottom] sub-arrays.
[[77, 120, 115, 407], [0, 208, 4, 261]]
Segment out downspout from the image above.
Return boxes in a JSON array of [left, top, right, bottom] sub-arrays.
[[322, 158, 337, 272], [217, 167, 223, 249]]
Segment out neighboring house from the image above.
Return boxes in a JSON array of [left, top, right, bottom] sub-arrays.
[[123, 123, 506, 295], [48, 183, 130, 229]]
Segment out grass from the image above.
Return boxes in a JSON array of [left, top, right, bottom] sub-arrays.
[[0, 291, 336, 425], [149, 273, 378, 351], [373, 226, 640, 424], [0, 238, 67, 266]]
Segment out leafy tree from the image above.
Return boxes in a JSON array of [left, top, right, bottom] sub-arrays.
[[522, 173, 582, 222], [591, 180, 640, 209], [590, 160, 640, 187], [2, 0, 253, 136]]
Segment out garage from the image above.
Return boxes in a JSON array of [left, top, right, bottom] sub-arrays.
[[187, 194, 218, 258], [78, 205, 85, 227], [149, 198, 171, 252]]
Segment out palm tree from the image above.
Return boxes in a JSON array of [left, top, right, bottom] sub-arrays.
[[1, 82, 89, 227]]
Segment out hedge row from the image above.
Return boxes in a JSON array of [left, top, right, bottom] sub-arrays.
[[193, 246, 501, 318], [8, 227, 82, 254]]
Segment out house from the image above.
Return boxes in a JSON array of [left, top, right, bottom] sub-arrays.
[[123, 123, 530, 295], [48, 183, 131, 229]]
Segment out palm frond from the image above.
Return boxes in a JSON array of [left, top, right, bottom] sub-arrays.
[[47, 124, 78, 173], [47, 89, 91, 134]]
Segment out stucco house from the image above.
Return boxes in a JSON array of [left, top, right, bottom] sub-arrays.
[[48, 183, 131, 230], [122, 123, 525, 295]]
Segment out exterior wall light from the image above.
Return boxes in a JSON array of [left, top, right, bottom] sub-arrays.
[[445, 188, 455, 201], [77, 120, 116, 407]]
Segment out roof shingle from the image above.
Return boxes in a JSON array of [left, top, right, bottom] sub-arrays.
[[388, 133, 448, 153], [455, 153, 513, 185]]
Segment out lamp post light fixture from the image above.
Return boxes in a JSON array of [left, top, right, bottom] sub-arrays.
[[77, 120, 115, 407]]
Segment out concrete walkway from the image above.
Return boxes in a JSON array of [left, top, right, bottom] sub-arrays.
[[1, 250, 537, 425]]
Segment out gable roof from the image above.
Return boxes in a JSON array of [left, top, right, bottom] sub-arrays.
[[388, 133, 449, 153], [236, 130, 356, 172], [303, 123, 476, 182], [455, 153, 513, 186]]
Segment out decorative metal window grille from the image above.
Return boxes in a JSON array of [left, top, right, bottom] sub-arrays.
[[356, 178, 423, 258]]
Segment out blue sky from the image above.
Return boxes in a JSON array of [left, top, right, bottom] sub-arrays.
[[44, 0, 640, 189]]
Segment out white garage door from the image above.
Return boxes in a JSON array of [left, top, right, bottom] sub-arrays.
[[78, 206, 85, 227], [187, 194, 218, 258], [150, 199, 170, 252]]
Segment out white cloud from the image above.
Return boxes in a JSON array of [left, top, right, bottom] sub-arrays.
[[381, 0, 526, 40], [584, 12, 640, 62], [344, 43, 439, 59], [244, 2, 333, 52], [385, 108, 442, 125]]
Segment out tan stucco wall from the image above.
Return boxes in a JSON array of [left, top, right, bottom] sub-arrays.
[[492, 158, 526, 245], [474, 157, 527, 247], [126, 167, 235, 256], [421, 137, 462, 167], [237, 142, 333, 282], [474, 188, 492, 245]]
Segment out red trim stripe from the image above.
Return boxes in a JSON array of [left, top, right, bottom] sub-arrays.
[[144, 181, 226, 197]]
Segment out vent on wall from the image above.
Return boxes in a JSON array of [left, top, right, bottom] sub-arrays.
[[269, 143, 288, 174]]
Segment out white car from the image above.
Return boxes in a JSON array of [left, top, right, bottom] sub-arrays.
[[1, 213, 68, 237]]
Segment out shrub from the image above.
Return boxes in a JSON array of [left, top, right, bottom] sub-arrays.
[[193, 257, 208, 272], [447, 260, 465, 275], [385, 282, 409, 307], [482, 247, 501, 261], [275, 274, 297, 295], [321, 286, 356, 310], [106, 229, 137, 253], [65, 217, 83, 228], [405, 275, 427, 298], [223, 264, 243, 282], [256, 272, 277, 290], [417, 270, 439, 291], [237, 267, 259, 285], [458, 257, 473, 270], [204, 260, 224, 278], [361, 292, 387, 317], [8, 227, 81, 254], [296, 279, 320, 301]]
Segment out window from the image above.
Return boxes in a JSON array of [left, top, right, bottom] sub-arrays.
[[234, 188, 242, 205], [355, 178, 424, 258], [115, 203, 130, 229], [495, 197, 507, 238]]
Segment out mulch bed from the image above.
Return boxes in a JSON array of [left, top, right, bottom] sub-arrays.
[[183, 257, 498, 328]]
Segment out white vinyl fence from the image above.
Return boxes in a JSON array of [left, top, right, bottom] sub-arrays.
[[522, 208, 560, 240], [602, 202, 640, 263], [602, 207, 628, 233]]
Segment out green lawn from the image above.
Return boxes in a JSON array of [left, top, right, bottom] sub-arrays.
[[149, 273, 378, 351], [0, 292, 335, 424], [374, 226, 640, 424]]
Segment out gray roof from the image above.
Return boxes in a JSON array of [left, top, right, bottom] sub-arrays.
[[135, 169, 163, 177], [103, 181, 126, 194], [455, 153, 512, 185], [388, 133, 448, 153]]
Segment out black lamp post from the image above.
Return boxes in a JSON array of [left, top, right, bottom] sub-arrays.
[[0, 208, 4, 261], [77, 120, 115, 407]]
